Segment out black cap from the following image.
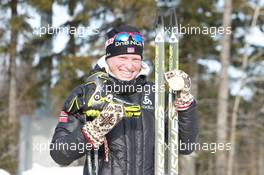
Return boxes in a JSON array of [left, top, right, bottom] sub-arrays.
[[105, 25, 143, 59]]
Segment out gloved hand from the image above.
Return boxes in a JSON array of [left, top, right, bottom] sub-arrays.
[[63, 71, 110, 115], [63, 71, 141, 118], [165, 69, 194, 111], [81, 103, 124, 148]]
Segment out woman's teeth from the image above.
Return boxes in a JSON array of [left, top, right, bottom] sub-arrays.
[[120, 70, 132, 76]]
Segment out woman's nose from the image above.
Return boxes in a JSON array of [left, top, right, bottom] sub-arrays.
[[125, 59, 133, 70]]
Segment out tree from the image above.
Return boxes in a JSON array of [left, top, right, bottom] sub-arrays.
[[216, 0, 232, 174], [228, 0, 263, 174]]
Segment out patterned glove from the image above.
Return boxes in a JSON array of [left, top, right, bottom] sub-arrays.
[[81, 103, 124, 148], [165, 69, 194, 111]]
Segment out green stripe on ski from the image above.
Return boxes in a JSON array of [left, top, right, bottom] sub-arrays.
[[154, 26, 166, 175]]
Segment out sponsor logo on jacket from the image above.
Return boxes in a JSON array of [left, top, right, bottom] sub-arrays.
[[142, 94, 154, 110]]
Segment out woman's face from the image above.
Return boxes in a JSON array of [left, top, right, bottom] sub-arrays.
[[106, 54, 141, 81]]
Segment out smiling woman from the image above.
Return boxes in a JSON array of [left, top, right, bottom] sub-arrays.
[[103, 25, 144, 81], [50, 25, 198, 175], [106, 54, 142, 81]]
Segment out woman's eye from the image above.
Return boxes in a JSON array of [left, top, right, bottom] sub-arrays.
[[133, 59, 140, 62], [119, 57, 126, 61]]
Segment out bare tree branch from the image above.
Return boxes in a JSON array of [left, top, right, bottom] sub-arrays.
[[227, 1, 262, 175]]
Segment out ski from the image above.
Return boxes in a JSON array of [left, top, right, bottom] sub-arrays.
[[168, 29, 179, 175], [168, 8, 179, 175], [155, 7, 179, 175], [154, 13, 166, 175]]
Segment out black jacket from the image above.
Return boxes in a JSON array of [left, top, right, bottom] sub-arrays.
[[50, 67, 198, 175]]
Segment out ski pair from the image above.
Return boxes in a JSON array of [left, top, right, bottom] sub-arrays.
[[154, 8, 179, 175]]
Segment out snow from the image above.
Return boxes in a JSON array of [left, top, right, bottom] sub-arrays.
[[22, 164, 83, 175], [0, 169, 11, 175], [197, 58, 254, 100], [246, 27, 264, 47]]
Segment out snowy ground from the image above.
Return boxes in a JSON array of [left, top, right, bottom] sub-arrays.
[[1, 165, 83, 175], [0, 169, 11, 175], [18, 117, 84, 175], [22, 164, 83, 175]]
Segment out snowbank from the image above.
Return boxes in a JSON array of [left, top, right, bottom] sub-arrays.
[[22, 164, 83, 175], [0, 169, 11, 175]]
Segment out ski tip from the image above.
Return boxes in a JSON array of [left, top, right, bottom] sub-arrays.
[[155, 29, 165, 43], [169, 32, 178, 43]]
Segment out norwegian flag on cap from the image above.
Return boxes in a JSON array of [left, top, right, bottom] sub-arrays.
[[127, 47, 135, 53], [59, 111, 68, 123]]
